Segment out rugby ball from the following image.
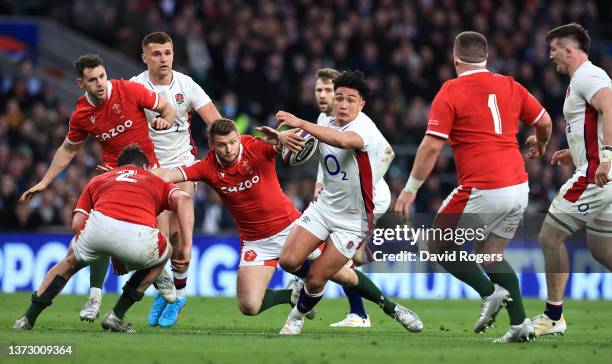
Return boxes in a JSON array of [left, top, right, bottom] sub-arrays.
[[282, 130, 319, 166]]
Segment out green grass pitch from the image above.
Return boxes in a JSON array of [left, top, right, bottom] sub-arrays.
[[1, 293, 611, 364]]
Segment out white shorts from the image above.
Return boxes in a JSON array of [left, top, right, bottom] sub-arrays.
[[239, 221, 322, 267], [548, 173, 612, 234], [298, 201, 381, 259], [71, 211, 170, 271], [159, 149, 197, 169], [436, 182, 529, 240]]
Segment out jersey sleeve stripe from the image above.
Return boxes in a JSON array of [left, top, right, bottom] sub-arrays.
[[529, 108, 546, 126], [152, 92, 159, 111], [73, 208, 90, 216], [178, 167, 188, 182], [425, 130, 449, 139], [167, 187, 182, 210], [65, 137, 86, 145]]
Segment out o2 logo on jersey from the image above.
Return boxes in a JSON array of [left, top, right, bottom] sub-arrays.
[[95, 120, 133, 141], [220, 175, 260, 194], [324, 154, 348, 181]]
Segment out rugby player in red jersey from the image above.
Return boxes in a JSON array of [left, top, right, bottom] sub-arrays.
[[394, 31, 553, 342], [14, 145, 194, 332], [19, 54, 177, 322]]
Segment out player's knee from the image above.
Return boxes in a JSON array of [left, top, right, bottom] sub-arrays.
[[279, 254, 301, 273], [237, 299, 261, 316]]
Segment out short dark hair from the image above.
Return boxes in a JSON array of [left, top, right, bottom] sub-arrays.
[[333, 70, 371, 99], [74, 54, 104, 77], [316, 68, 340, 82], [546, 23, 590, 54], [117, 144, 150, 168], [142, 32, 173, 49], [208, 118, 238, 140], [454, 31, 488, 63]]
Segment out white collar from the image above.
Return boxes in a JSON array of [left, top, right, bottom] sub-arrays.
[[458, 69, 490, 77], [85, 80, 113, 107]]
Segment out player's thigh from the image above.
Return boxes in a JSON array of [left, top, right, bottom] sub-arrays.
[[236, 265, 276, 307], [280, 226, 325, 271]]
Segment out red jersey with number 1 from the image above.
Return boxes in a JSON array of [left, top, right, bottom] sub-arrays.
[[66, 79, 160, 168], [74, 166, 180, 228], [179, 135, 301, 242], [426, 70, 546, 189]]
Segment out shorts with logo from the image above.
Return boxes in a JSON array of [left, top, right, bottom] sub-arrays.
[[239, 221, 322, 267], [548, 173, 612, 234], [71, 210, 170, 271], [159, 149, 198, 169], [435, 182, 529, 240], [297, 199, 388, 260]]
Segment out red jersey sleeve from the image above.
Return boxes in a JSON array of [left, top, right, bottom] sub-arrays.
[[160, 181, 181, 211], [426, 84, 455, 140], [74, 181, 94, 215], [124, 80, 159, 111], [179, 158, 212, 183], [66, 113, 88, 145], [516, 81, 546, 126]]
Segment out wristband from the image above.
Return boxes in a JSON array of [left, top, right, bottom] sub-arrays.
[[403, 175, 424, 193]]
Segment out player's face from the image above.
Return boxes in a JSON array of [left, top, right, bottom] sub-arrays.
[[143, 42, 174, 79], [211, 131, 241, 166], [314, 78, 335, 115], [77, 66, 108, 101], [333, 87, 365, 124], [549, 39, 569, 74]]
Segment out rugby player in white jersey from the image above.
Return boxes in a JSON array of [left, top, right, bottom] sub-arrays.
[[310, 67, 371, 328], [532, 23, 612, 336], [274, 70, 423, 335], [82, 32, 222, 327]]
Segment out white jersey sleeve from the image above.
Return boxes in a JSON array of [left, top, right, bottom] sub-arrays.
[[573, 67, 611, 103], [188, 76, 212, 111]]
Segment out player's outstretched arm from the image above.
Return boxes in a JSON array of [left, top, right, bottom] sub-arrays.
[[255, 126, 305, 153], [169, 190, 194, 273], [525, 111, 552, 159], [393, 135, 445, 220], [20, 140, 80, 203], [276, 110, 364, 149], [151, 167, 185, 184], [590, 87, 612, 186]]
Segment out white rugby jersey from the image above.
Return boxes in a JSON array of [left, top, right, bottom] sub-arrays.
[[563, 61, 612, 182], [316, 111, 393, 220], [130, 70, 212, 166]]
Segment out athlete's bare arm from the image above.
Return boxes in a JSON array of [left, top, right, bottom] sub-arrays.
[[20, 140, 81, 203]]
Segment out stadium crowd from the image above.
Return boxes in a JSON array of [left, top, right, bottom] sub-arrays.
[[1, 0, 611, 233]]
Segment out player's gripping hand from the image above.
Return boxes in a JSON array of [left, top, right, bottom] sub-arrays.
[[152, 117, 171, 130], [595, 162, 610, 187], [19, 180, 49, 203], [550, 149, 573, 166], [524, 135, 547, 159], [255, 126, 305, 153], [393, 190, 416, 221], [275, 110, 303, 129]]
